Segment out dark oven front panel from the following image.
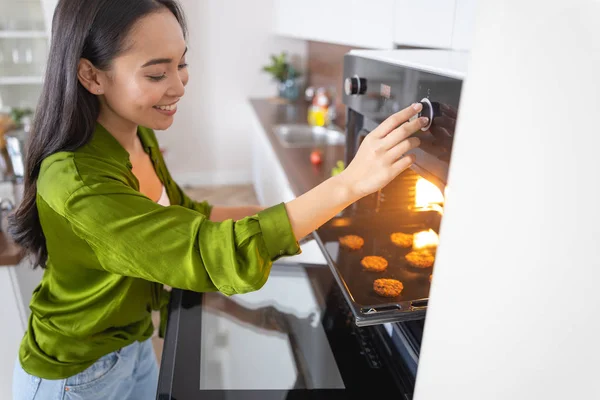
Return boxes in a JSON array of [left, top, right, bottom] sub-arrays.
[[158, 266, 417, 400]]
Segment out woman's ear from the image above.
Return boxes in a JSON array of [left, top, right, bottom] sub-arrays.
[[77, 58, 104, 95]]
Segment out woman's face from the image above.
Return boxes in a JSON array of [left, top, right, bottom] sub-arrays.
[[94, 9, 188, 131]]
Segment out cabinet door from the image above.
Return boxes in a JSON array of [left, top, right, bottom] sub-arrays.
[[274, 0, 395, 49], [0, 267, 27, 399], [393, 0, 456, 49], [250, 113, 295, 206], [451, 0, 478, 51]]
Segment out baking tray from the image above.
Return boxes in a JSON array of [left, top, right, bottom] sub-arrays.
[[313, 208, 441, 327]]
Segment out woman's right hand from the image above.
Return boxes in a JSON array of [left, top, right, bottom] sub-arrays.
[[339, 102, 427, 199], [285, 103, 426, 240]]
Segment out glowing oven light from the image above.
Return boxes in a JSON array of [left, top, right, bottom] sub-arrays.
[[413, 229, 439, 251], [414, 178, 444, 214]]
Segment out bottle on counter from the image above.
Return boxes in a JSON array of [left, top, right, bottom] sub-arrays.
[[306, 87, 336, 127]]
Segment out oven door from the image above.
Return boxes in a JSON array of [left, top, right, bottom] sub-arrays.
[[157, 263, 416, 399]]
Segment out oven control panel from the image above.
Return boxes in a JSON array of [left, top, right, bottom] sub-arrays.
[[344, 75, 368, 96], [342, 53, 463, 189]]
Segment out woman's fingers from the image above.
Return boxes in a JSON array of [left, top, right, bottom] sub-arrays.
[[392, 153, 416, 174], [372, 103, 423, 139], [385, 137, 421, 163], [382, 116, 428, 150]]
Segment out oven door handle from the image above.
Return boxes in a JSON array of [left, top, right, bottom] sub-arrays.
[[410, 299, 428, 311]]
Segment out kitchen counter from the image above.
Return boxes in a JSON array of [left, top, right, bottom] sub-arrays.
[[0, 232, 25, 267], [249, 98, 346, 197]]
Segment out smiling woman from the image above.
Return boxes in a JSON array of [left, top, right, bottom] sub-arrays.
[[79, 10, 189, 133], [9, 0, 424, 399]]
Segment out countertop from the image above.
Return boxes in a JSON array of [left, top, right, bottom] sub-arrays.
[[0, 231, 25, 266], [249, 98, 346, 197]]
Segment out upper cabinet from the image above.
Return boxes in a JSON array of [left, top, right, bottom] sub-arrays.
[[451, 0, 478, 51], [0, 0, 54, 110], [393, 0, 456, 49], [273, 0, 395, 49], [273, 0, 478, 52]]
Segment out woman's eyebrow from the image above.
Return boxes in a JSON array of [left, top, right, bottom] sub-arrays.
[[141, 47, 188, 68]]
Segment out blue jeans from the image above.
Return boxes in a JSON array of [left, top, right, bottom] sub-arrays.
[[13, 338, 159, 400]]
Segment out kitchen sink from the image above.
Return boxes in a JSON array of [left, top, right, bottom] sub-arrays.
[[273, 124, 346, 148]]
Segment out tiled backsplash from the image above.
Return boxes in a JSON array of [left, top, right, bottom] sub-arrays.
[[305, 41, 363, 128]]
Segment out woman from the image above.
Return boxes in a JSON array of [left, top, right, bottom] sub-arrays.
[[10, 0, 426, 399]]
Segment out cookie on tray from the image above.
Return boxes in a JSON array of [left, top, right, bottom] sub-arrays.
[[339, 235, 364, 250], [390, 232, 413, 248], [361, 256, 388, 272], [373, 278, 404, 298], [405, 251, 435, 268]]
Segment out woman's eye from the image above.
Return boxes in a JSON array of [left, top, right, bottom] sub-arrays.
[[148, 74, 166, 82], [178, 63, 188, 70]]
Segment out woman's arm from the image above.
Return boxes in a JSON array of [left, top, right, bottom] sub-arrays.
[[172, 103, 423, 240], [285, 103, 426, 240]]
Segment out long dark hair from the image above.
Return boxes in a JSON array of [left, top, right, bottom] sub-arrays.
[[8, 0, 187, 268]]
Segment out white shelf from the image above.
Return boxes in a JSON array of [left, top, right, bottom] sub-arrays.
[[0, 31, 48, 39], [0, 76, 44, 85]]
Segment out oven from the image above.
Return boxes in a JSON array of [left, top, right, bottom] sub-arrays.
[[314, 49, 465, 327], [157, 49, 467, 400], [311, 49, 467, 391]]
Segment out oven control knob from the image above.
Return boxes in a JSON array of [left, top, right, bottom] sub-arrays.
[[345, 75, 367, 96], [418, 97, 440, 131]]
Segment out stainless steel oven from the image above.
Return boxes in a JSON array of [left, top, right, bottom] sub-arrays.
[[311, 49, 467, 393], [157, 49, 467, 400], [314, 49, 466, 327]]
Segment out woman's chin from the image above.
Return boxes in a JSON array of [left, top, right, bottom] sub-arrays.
[[146, 117, 174, 131]]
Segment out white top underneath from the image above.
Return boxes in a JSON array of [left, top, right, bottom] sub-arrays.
[[156, 185, 170, 207]]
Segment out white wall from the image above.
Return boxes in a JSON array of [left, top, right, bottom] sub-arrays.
[[415, 1, 600, 399], [156, 0, 307, 187]]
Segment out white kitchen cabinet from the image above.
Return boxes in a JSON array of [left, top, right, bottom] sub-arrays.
[[0, 0, 55, 110], [393, 0, 456, 49], [451, 0, 478, 51], [251, 113, 295, 207], [273, 0, 395, 49], [0, 259, 43, 400], [0, 267, 26, 400]]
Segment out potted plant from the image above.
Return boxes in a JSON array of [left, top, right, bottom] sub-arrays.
[[262, 52, 301, 101]]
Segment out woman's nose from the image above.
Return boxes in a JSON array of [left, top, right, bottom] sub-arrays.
[[167, 74, 186, 98]]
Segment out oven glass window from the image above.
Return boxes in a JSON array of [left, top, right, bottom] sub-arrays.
[[199, 267, 345, 390]]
